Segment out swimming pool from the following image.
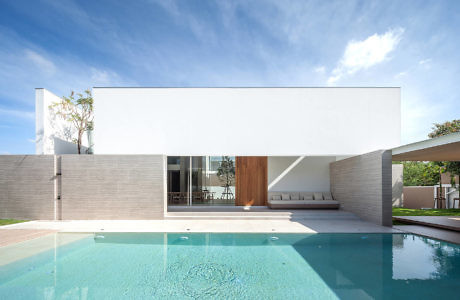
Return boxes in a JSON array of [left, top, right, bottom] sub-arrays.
[[0, 233, 459, 299]]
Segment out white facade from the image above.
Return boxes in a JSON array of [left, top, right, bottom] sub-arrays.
[[35, 87, 401, 201], [268, 156, 337, 192], [92, 87, 400, 155]]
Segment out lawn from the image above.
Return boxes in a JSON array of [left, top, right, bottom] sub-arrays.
[[0, 219, 27, 226], [392, 208, 460, 225], [393, 207, 460, 216]]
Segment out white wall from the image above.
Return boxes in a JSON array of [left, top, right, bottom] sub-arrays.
[[268, 156, 336, 192], [392, 164, 403, 207], [93, 87, 400, 155], [35, 89, 87, 154]]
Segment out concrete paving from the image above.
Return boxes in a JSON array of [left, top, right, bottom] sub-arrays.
[[394, 225, 460, 244], [0, 228, 56, 247], [2, 216, 396, 234], [0, 210, 396, 249], [0, 233, 91, 266], [393, 216, 460, 232]]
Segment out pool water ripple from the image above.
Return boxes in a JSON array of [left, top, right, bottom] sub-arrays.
[[0, 233, 459, 300]]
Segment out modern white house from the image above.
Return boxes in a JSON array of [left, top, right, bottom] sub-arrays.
[[17, 87, 401, 226]]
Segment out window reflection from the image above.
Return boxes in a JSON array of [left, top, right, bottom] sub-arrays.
[[167, 156, 236, 206]]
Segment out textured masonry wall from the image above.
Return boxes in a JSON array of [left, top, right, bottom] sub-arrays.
[[330, 150, 392, 226], [60, 155, 165, 220], [0, 155, 55, 220]]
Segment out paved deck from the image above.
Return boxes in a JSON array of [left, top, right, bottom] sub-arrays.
[[0, 233, 91, 266], [0, 228, 57, 247], [2, 210, 397, 234], [394, 225, 460, 244], [393, 216, 460, 232]]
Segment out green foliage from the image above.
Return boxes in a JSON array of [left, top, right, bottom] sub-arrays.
[[428, 119, 460, 138], [0, 219, 27, 226], [49, 90, 94, 154], [393, 208, 460, 216], [401, 161, 440, 186], [216, 156, 235, 187], [428, 119, 460, 190]]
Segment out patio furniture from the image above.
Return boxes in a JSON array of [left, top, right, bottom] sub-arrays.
[[453, 197, 459, 209], [268, 192, 340, 209], [435, 196, 446, 209]]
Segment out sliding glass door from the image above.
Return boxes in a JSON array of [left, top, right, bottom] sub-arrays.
[[167, 156, 235, 206]]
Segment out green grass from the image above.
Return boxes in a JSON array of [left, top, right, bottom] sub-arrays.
[[392, 208, 460, 225], [393, 207, 460, 216], [0, 219, 27, 226]]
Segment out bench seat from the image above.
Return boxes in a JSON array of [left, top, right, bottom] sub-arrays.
[[268, 199, 340, 209]]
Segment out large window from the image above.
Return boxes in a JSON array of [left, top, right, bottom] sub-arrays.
[[167, 156, 235, 206]]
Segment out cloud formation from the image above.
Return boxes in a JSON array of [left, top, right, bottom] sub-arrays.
[[0, 107, 34, 120], [328, 28, 404, 84], [24, 49, 56, 75]]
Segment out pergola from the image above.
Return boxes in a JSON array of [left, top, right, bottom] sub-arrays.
[[392, 132, 460, 161], [392, 132, 460, 209]]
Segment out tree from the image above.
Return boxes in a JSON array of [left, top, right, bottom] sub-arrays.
[[49, 90, 94, 154], [428, 119, 460, 192], [216, 156, 235, 200], [399, 161, 440, 186], [428, 119, 460, 138]]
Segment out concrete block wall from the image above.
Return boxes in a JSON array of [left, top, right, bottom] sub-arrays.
[[60, 155, 166, 219], [330, 150, 392, 226], [0, 155, 55, 220]]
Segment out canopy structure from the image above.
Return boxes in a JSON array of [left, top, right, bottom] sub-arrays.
[[392, 132, 460, 161]]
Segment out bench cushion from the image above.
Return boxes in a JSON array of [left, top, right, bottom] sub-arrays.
[[269, 200, 339, 205]]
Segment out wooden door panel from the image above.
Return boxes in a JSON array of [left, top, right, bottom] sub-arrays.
[[235, 156, 267, 206]]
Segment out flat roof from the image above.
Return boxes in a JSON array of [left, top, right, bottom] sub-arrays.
[[392, 132, 460, 161]]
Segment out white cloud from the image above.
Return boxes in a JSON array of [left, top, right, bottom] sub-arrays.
[[314, 66, 326, 74], [419, 58, 431, 65], [150, 0, 217, 44], [394, 71, 408, 79], [27, 138, 36, 143], [90, 68, 124, 86], [24, 49, 57, 75], [328, 28, 404, 84], [0, 108, 34, 120]]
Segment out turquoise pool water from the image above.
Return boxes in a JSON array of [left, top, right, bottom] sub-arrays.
[[0, 233, 459, 299]]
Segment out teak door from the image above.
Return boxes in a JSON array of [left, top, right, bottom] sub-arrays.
[[235, 156, 268, 206]]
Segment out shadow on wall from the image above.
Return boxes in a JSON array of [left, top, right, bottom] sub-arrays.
[[53, 137, 87, 154], [392, 164, 403, 207], [392, 180, 403, 207]]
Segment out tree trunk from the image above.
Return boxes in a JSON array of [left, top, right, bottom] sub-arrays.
[[439, 170, 443, 208], [77, 130, 83, 154]]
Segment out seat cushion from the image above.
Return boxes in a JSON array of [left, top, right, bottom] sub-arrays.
[[268, 200, 339, 205], [302, 193, 313, 200], [323, 192, 334, 200], [272, 195, 281, 201], [313, 193, 323, 200], [290, 193, 299, 200]]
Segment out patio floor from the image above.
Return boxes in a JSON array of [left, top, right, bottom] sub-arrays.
[[1, 210, 397, 236], [393, 216, 460, 232], [0, 229, 57, 247], [394, 225, 460, 244]]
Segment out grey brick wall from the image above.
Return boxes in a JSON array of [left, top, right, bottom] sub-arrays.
[[330, 150, 392, 226], [0, 155, 55, 220], [60, 155, 166, 220]]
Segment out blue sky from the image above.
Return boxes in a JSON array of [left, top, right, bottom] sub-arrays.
[[0, 0, 459, 154]]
